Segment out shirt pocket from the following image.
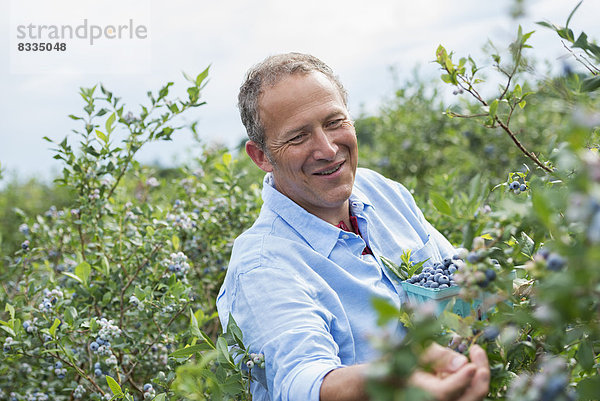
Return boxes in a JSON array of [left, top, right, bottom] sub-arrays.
[[409, 234, 442, 267]]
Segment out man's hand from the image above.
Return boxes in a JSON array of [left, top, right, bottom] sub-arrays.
[[320, 343, 489, 401], [408, 343, 490, 401]]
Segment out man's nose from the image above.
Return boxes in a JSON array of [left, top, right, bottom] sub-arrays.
[[312, 128, 338, 160]]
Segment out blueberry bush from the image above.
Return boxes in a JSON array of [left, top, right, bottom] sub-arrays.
[[0, 69, 263, 401], [1, 4, 600, 401], [367, 5, 600, 401]]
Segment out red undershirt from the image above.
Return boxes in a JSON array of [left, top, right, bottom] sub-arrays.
[[335, 216, 373, 255]]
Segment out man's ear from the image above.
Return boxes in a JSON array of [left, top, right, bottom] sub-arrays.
[[246, 140, 274, 173]]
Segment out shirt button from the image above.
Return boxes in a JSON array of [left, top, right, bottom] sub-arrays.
[[342, 234, 350, 240]]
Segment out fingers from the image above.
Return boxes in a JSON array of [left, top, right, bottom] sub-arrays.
[[456, 345, 490, 401], [409, 363, 477, 401], [421, 342, 469, 374]]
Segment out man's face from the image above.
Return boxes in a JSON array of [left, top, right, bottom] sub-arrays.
[[250, 71, 358, 222]]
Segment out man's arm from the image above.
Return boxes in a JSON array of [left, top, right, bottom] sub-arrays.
[[320, 344, 490, 401]]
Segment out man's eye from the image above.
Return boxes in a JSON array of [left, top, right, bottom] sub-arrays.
[[326, 119, 344, 129], [288, 134, 306, 144]]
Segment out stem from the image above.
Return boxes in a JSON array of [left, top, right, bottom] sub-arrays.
[[495, 119, 554, 173]]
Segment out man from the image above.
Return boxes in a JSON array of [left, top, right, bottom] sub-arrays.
[[216, 53, 490, 401]]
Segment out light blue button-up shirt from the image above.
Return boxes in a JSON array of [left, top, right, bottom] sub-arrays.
[[216, 168, 455, 401]]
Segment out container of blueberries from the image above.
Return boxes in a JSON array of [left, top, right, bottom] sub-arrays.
[[401, 256, 486, 318]]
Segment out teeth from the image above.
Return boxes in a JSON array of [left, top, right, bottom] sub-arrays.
[[316, 164, 341, 175]]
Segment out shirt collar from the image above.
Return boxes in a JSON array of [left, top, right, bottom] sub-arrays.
[[261, 173, 373, 257]]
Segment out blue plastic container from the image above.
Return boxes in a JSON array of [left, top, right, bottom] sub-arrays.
[[400, 282, 485, 318]]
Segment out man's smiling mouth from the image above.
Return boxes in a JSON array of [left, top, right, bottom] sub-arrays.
[[314, 162, 344, 176]]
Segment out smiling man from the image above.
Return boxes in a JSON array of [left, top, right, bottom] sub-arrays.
[[216, 53, 489, 401]]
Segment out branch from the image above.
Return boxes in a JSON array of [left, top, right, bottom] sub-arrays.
[[495, 119, 554, 173]]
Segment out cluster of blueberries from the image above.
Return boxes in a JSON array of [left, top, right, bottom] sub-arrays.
[[72, 384, 85, 399], [94, 361, 104, 377], [404, 257, 464, 289], [53, 361, 67, 380], [89, 336, 112, 356], [509, 180, 527, 194], [3, 336, 15, 352], [143, 383, 156, 400], [246, 353, 266, 369], [166, 251, 191, 277], [37, 288, 64, 312]]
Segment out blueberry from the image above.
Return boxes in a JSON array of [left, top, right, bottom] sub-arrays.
[[439, 284, 449, 289], [482, 325, 500, 341], [57, 372, 66, 379], [96, 337, 105, 345], [448, 266, 457, 274], [23, 321, 30, 329], [55, 361, 62, 369], [477, 279, 490, 288], [520, 184, 527, 192], [95, 368, 103, 377], [439, 276, 450, 285], [89, 341, 99, 352], [538, 247, 550, 259], [485, 269, 496, 281], [467, 252, 482, 263], [143, 383, 153, 392], [509, 181, 520, 190], [430, 282, 439, 289], [457, 342, 468, 353], [443, 258, 452, 267], [94, 362, 101, 369], [547, 253, 566, 271]]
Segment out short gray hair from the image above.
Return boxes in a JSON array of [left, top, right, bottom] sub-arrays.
[[238, 53, 348, 150]]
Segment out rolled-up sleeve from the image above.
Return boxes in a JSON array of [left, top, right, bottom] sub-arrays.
[[231, 266, 345, 401]]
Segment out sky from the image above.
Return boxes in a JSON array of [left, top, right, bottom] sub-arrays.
[[1, 0, 599, 184]]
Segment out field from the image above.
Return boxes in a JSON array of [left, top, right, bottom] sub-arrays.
[[1, 9, 600, 401]]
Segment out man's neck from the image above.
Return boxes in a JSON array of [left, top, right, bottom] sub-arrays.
[[317, 201, 351, 228]]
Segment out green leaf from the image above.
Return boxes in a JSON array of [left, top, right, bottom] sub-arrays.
[[581, 76, 600, 92], [576, 339, 595, 371], [106, 375, 123, 396], [372, 297, 401, 326], [49, 318, 61, 338], [4, 303, 15, 321], [95, 130, 108, 144], [189, 308, 202, 338], [430, 192, 452, 215], [488, 99, 499, 119], [0, 326, 16, 336], [75, 261, 91, 287], [226, 313, 244, 349], [380, 255, 406, 280], [566, 0, 583, 29], [172, 234, 180, 251], [64, 306, 78, 326], [102, 255, 110, 276], [61, 272, 83, 284], [222, 153, 232, 167], [105, 113, 116, 134], [196, 66, 210, 87], [216, 336, 234, 367], [152, 394, 166, 401], [169, 343, 213, 358], [577, 375, 600, 400], [518, 100, 526, 109]]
